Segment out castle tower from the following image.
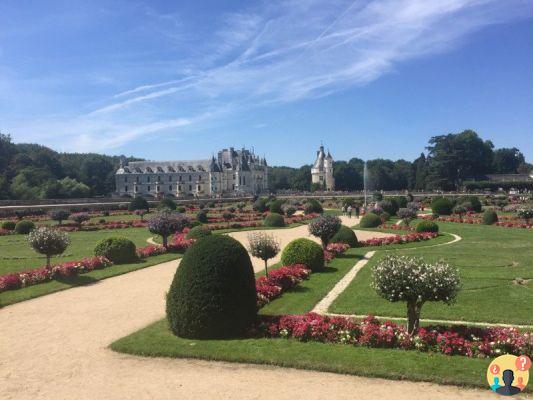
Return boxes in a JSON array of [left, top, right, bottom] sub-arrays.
[[311, 145, 334, 191]]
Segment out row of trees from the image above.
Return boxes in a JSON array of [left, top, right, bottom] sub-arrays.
[[269, 130, 531, 192], [0, 133, 140, 200]]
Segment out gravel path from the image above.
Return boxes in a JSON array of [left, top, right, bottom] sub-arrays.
[[0, 218, 490, 400]]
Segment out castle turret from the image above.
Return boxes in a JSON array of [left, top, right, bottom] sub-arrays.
[[311, 145, 334, 191]]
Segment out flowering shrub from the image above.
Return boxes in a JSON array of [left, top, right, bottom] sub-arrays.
[[359, 232, 437, 247], [247, 232, 280, 276], [0, 256, 111, 293], [167, 232, 195, 252], [148, 211, 189, 247], [27, 227, 71, 267], [308, 215, 342, 249], [257, 313, 533, 358], [70, 212, 91, 225], [324, 242, 350, 262], [517, 208, 533, 224], [256, 264, 310, 308], [136, 245, 167, 258], [372, 255, 460, 333], [397, 208, 417, 226]]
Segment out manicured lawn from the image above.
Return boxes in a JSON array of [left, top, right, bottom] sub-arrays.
[[0, 227, 156, 275], [0, 252, 181, 308], [330, 221, 533, 325], [111, 318, 492, 388]]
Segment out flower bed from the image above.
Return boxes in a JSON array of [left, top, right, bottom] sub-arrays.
[[257, 313, 533, 358], [256, 264, 311, 308], [358, 232, 438, 247], [0, 228, 14, 236], [0, 256, 111, 293], [378, 224, 413, 231], [324, 242, 350, 262], [136, 245, 168, 258], [421, 214, 531, 229]]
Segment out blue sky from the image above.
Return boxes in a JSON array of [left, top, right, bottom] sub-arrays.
[[0, 0, 532, 167]]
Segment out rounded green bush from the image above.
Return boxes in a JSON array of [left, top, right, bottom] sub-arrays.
[[196, 210, 208, 223], [380, 200, 399, 216], [415, 220, 439, 233], [157, 198, 177, 211], [281, 238, 324, 272], [268, 199, 284, 214], [458, 196, 482, 213], [186, 225, 212, 240], [304, 199, 323, 214], [431, 197, 453, 216], [482, 210, 498, 225], [15, 220, 35, 234], [263, 213, 285, 227], [331, 225, 358, 247], [359, 213, 382, 228], [166, 235, 257, 339], [1, 220, 16, 231], [128, 197, 149, 211], [94, 237, 137, 264]]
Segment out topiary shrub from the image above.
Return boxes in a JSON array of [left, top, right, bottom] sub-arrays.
[[359, 213, 381, 228], [148, 211, 189, 247], [27, 227, 70, 267], [15, 220, 35, 234], [482, 210, 498, 225], [458, 196, 482, 213], [281, 238, 324, 272], [253, 198, 268, 213], [1, 220, 16, 231], [166, 235, 257, 339], [196, 210, 208, 223], [94, 237, 137, 264], [247, 232, 280, 276], [379, 199, 399, 216], [397, 208, 417, 226], [268, 199, 284, 214], [49, 210, 71, 225], [415, 220, 439, 233], [128, 197, 149, 211], [70, 212, 90, 226], [308, 215, 341, 249], [330, 225, 358, 247], [431, 197, 453, 216], [304, 199, 323, 214], [263, 213, 285, 227], [157, 198, 177, 211], [284, 206, 297, 217], [186, 225, 212, 240]]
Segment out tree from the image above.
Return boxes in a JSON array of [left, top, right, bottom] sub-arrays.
[[492, 148, 525, 174], [129, 197, 150, 211], [413, 153, 428, 190], [247, 232, 280, 276], [308, 215, 341, 249], [148, 211, 189, 247], [27, 227, 70, 267], [333, 161, 362, 191], [397, 208, 417, 226], [49, 210, 71, 225], [70, 212, 90, 226], [290, 165, 312, 191], [372, 255, 460, 334]]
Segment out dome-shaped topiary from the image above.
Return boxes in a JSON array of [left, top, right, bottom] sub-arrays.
[[196, 210, 208, 223], [458, 196, 482, 213], [330, 225, 358, 247], [94, 237, 137, 264], [359, 213, 381, 228], [482, 210, 498, 225], [431, 197, 453, 216], [415, 220, 439, 233], [304, 199, 323, 214], [263, 213, 285, 227], [281, 238, 324, 271], [166, 235, 257, 339], [1, 220, 16, 231], [268, 199, 284, 214], [186, 225, 212, 240], [15, 220, 35, 234], [128, 197, 149, 211]]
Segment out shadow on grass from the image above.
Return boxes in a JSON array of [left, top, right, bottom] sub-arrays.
[[55, 274, 100, 286]]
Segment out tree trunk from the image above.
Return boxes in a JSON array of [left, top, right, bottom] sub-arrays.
[[264, 260, 269, 277], [162, 235, 168, 248], [46, 255, 51, 268], [407, 301, 423, 334], [321, 238, 328, 250]]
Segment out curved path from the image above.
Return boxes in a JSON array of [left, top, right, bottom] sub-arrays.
[[0, 219, 490, 400]]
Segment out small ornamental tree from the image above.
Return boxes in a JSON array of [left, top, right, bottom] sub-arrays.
[[372, 255, 460, 334], [308, 215, 341, 249], [129, 197, 149, 212], [49, 210, 71, 226], [148, 211, 189, 248], [247, 232, 280, 276], [27, 227, 70, 267], [397, 208, 417, 226], [452, 205, 467, 221], [134, 209, 147, 220], [157, 198, 177, 211], [70, 212, 90, 227], [517, 208, 533, 225]]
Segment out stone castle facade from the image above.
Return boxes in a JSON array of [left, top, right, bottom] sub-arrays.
[[115, 147, 268, 198], [311, 145, 334, 191]]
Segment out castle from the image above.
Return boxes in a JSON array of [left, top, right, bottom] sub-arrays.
[[115, 147, 268, 198], [311, 145, 334, 191]]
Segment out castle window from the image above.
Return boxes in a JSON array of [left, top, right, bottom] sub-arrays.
[[124, 186, 128, 192], [168, 176, 172, 182], [178, 185, 181, 191], [189, 185, 192, 191], [157, 176, 161, 182], [125, 177, 128, 183], [243, 176, 246, 185], [147, 176, 150, 183], [169, 185, 172, 191], [179, 175, 182, 182], [147, 186, 151, 191], [189, 175, 192, 181], [135, 177, 139, 183], [156, 186, 160, 192]]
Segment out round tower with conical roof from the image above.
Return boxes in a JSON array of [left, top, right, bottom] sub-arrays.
[[311, 145, 335, 191]]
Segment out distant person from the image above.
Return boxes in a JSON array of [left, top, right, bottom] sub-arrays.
[[496, 370, 521, 396], [347, 205, 352, 218], [341, 205, 346, 216], [491, 377, 501, 392], [355, 205, 360, 218]]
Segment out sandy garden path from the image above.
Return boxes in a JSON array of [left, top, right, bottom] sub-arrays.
[[0, 219, 490, 400]]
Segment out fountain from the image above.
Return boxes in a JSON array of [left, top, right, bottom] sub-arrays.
[[363, 161, 368, 209]]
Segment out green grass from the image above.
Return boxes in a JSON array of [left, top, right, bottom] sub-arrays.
[[110, 316, 492, 389], [331, 221, 533, 325], [0, 227, 156, 274], [0, 252, 181, 308]]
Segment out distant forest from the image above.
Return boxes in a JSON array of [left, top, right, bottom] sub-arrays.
[[0, 130, 531, 200]]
